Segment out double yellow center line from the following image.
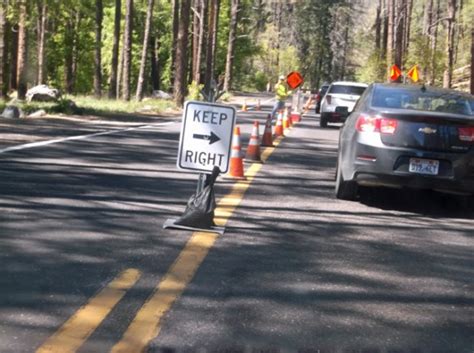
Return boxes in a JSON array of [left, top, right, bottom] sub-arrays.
[[36, 135, 284, 353]]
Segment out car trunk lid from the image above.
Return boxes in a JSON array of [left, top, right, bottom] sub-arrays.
[[377, 110, 474, 153]]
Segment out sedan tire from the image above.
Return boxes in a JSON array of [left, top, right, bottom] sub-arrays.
[[335, 162, 358, 200]]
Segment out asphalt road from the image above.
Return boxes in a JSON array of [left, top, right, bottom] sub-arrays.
[[0, 102, 473, 353]]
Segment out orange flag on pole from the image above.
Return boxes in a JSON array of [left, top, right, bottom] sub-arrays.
[[407, 65, 420, 82], [390, 64, 402, 81]]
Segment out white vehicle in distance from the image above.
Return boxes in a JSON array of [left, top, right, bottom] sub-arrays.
[[319, 81, 368, 128]]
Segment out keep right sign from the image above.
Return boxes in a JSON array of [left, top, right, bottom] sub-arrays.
[[177, 101, 236, 174]]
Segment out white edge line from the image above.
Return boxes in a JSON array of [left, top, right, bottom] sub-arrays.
[[0, 121, 175, 155]]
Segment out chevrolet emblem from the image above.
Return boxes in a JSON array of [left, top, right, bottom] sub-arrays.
[[418, 127, 437, 134]]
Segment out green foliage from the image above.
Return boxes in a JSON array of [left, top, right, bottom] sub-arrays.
[[3, 0, 473, 104], [295, 0, 334, 88], [218, 91, 232, 102], [186, 81, 204, 101], [253, 71, 268, 92], [355, 51, 386, 84]]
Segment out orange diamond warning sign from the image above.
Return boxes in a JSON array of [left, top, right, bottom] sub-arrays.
[[407, 65, 420, 82], [390, 64, 402, 82], [286, 71, 304, 90]]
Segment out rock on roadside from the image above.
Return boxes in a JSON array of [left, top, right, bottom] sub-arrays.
[[1, 105, 25, 119], [28, 109, 47, 118], [26, 84, 61, 102]]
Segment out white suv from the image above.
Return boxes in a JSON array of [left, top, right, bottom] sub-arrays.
[[319, 81, 368, 128]]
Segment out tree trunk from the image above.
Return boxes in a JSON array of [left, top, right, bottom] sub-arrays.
[[173, 0, 191, 106], [443, 0, 456, 88], [17, 0, 27, 99], [122, 0, 133, 101], [71, 11, 81, 93], [386, 0, 394, 79], [404, 0, 413, 54], [191, 0, 200, 82], [170, 0, 180, 87], [223, 0, 238, 91], [117, 28, 125, 98], [470, 27, 473, 94], [193, 0, 207, 83], [341, 24, 349, 80], [375, 0, 382, 51], [94, 0, 103, 97], [429, 0, 440, 85], [0, 0, 5, 98], [150, 35, 160, 91], [394, 0, 404, 69], [423, 0, 433, 80], [108, 0, 121, 99], [382, 0, 388, 59], [9, 26, 17, 91], [204, 0, 219, 95], [37, 1, 47, 85], [136, 0, 154, 101], [274, 1, 282, 71]]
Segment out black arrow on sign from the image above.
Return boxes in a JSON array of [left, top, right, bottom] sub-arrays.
[[193, 131, 220, 145]]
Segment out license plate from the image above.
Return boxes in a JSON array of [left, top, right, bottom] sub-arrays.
[[409, 158, 439, 175]]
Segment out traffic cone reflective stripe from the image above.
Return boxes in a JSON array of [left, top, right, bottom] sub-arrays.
[[242, 100, 248, 112], [283, 109, 291, 134], [286, 108, 293, 127], [274, 110, 284, 137], [245, 121, 262, 163], [291, 108, 301, 123], [261, 114, 274, 147], [228, 126, 246, 179]]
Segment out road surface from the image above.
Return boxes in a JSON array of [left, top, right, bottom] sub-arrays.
[[0, 100, 472, 353]]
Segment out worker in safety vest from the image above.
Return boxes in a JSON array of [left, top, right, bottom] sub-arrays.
[[271, 75, 292, 120]]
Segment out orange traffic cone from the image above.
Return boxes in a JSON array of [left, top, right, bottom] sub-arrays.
[[274, 110, 284, 137], [245, 121, 262, 163], [261, 114, 274, 147], [291, 108, 302, 123], [286, 108, 294, 127], [227, 126, 246, 179], [242, 100, 248, 112], [256, 99, 261, 111], [283, 109, 291, 135]]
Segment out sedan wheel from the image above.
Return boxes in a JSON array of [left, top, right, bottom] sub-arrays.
[[335, 163, 358, 200]]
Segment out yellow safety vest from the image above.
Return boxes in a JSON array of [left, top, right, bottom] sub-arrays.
[[275, 82, 289, 101]]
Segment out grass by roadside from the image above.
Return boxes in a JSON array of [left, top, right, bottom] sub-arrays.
[[0, 95, 178, 118]]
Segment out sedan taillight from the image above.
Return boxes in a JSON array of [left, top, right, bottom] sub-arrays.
[[356, 114, 398, 134], [458, 127, 474, 142]]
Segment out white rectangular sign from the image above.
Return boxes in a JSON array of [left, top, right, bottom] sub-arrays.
[[177, 101, 236, 174]]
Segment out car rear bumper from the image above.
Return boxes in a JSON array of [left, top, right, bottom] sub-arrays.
[[346, 142, 474, 194], [321, 112, 347, 123]]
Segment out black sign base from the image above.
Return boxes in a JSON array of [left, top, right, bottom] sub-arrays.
[[163, 218, 225, 235]]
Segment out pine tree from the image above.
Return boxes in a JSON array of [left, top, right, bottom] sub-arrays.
[[122, 0, 133, 101], [136, 0, 155, 101], [17, 0, 27, 99], [94, 0, 103, 98], [173, 0, 191, 106], [108, 0, 121, 99]]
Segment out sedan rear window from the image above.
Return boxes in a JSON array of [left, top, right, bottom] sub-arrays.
[[329, 85, 366, 95], [372, 86, 474, 116]]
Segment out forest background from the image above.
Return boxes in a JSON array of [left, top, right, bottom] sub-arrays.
[[0, 0, 472, 111]]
